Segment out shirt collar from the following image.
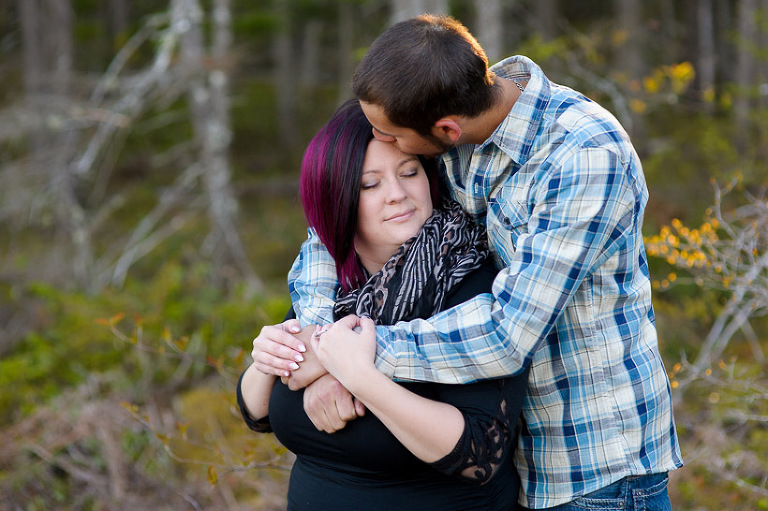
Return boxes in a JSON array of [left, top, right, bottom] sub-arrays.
[[477, 55, 550, 167]]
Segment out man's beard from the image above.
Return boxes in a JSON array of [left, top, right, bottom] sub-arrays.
[[423, 132, 457, 158]]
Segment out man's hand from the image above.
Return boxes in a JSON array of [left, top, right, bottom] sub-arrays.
[[251, 319, 310, 377], [303, 373, 366, 433], [281, 336, 328, 390]]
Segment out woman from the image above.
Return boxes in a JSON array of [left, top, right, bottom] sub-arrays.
[[237, 99, 528, 510]]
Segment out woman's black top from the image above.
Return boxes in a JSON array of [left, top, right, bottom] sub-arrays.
[[237, 260, 529, 511]]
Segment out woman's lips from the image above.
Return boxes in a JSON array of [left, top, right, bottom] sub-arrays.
[[385, 209, 415, 222]]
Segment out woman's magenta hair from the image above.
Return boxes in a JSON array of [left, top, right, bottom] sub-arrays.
[[300, 99, 371, 293], [300, 99, 442, 294]]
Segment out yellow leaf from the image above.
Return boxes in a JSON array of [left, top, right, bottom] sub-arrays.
[[629, 98, 646, 114], [671, 62, 695, 82], [175, 336, 190, 350], [643, 76, 660, 93], [120, 401, 139, 413], [207, 465, 218, 485], [612, 29, 629, 46], [702, 86, 715, 103]]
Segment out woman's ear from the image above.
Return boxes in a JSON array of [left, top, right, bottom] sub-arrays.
[[433, 117, 462, 143]]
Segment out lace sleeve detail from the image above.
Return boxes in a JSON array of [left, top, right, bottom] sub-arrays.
[[428, 377, 525, 484]]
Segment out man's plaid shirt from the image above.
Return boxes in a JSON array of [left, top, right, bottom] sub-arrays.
[[288, 56, 683, 508]]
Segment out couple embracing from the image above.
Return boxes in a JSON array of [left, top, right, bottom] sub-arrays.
[[239, 14, 683, 511]]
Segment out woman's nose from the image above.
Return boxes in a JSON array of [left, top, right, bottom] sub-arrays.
[[385, 180, 407, 202]]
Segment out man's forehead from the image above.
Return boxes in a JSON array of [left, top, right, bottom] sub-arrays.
[[361, 102, 390, 124]]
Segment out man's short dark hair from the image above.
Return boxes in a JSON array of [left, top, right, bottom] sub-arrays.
[[352, 14, 498, 137]]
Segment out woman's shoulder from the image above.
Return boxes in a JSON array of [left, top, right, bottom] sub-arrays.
[[443, 259, 498, 309]]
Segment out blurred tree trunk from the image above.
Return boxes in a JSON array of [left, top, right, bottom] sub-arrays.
[[658, 0, 680, 63], [390, 0, 448, 25], [19, 0, 93, 287], [336, 1, 354, 103], [19, 0, 73, 159], [760, 0, 768, 110], [475, 0, 504, 63], [533, 0, 557, 41], [300, 19, 322, 89], [273, 0, 298, 149], [697, 0, 716, 112], [616, 0, 645, 78], [614, 0, 645, 136], [106, 0, 130, 47], [734, 0, 757, 133], [178, 0, 264, 293], [715, 0, 733, 88]]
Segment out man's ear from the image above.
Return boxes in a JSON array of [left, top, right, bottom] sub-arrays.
[[433, 117, 462, 143]]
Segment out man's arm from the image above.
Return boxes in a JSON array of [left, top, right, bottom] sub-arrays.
[[282, 229, 337, 388], [372, 148, 640, 383], [287, 230, 364, 430], [288, 228, 338, 325]]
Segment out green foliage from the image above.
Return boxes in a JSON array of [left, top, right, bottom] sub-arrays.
[[0, 283, 131, 423], [669, 360, 768, 511], [232, 9, 277, 34], [516, 34, 572, 66], [0, 261, 291, 427]]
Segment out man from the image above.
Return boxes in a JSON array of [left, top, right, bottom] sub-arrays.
[[254, 14, 683, 511]]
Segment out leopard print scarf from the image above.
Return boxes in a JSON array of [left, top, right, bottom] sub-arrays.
[[334, 200, 489, 324]]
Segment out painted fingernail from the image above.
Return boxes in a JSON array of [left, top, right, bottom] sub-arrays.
[[283, 371, 290, 377], [295, 354, 304, 363], [289, 362, 299, 370], [298, 343, 306, 353]]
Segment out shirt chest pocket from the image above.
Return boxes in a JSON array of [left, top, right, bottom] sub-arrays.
[[487, 187, 530, 261]]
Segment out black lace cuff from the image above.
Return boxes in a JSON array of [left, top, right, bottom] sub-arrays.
[[428, 418, 473, 475], [427, 379, 521, 484]]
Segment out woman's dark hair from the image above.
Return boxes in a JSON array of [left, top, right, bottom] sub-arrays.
[[351, 14, 498, 137], [300, 99, 441, 293]]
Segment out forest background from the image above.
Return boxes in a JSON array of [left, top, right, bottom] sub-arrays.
[[0, 0, 767, 510]]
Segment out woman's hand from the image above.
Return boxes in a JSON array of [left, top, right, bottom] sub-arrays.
[[310, 315, 378, 392], [251, 319, 311, 377], [311, 315, 466, 462]]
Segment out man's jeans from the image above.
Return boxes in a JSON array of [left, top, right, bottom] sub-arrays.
[[545, 472, 671, 511]]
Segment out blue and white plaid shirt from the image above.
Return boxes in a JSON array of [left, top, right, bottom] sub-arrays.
[[288, 56, 683, 509]]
